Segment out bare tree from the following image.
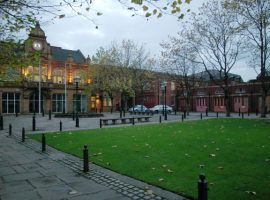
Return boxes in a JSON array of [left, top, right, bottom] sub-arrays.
[[160, 30, 201, 114], [225, 0, 270, 117], [187, 0, 243, 117]]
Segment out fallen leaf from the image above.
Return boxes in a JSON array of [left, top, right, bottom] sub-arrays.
[[158, 178, 164, 182], [144, 155, 150, 158], [218, 166, 224, 170], [167, 169, 173, 173], [98, 152, 103, 155], [162, 164, 167, 168], [199, 164, 204, 168], [245, 191, 256, 195], [152, 167, 156, 170], [209, 154, 216, 157], [112, 145, 117, 148], [265, 159, 269, 162], [69, 190, 78, 195], [216, 148, 220, 151]]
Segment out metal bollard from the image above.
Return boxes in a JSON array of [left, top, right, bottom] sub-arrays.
[[22, 127, 25, 142], [32, 116, 36, 131], [159, 115, 162, 123], [9, 124, 12, 136], [83, 145, 89, 172], [123, 110, 125, 117], [182, 114, 184, 122], [205, 108, 208, 117], [49, 110, 51, 120], [242, 112, 244, 119], [200, 113, 202, 120], [60, 121, 62, 131], [239, 108, 240, 116], [16, 111, 18, 117], [198, 174, 208, 200], [216, 112, 219, 118], [120, 110, 122, 118], [99, 119, 102, 128], [175, 110, 177, 115], [42, 134, 46, 152], [0, 115, 3, 130], [132, 117, 135, 125], [72, 111, 75, 121]]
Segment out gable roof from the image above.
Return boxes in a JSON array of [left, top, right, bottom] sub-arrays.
[[195, 70, 243, 82], [51, 46, 86, 64]]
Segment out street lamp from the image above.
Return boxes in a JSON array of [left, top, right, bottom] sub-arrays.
[[161, 81, 167, 120], [32, 40, 43, 114], [74, 76, 81, 127]]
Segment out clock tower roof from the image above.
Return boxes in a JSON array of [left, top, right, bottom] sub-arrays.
[[29, 22, 46, 39]]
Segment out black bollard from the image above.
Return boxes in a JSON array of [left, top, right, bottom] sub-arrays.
[[182, 114, 184, 122], [99, 119, 102, 128], [60, 121, 62, 131], [42, 134, 46, 152], [239, 108, 240, 117], [216, 112, 219, 118], [0, 115, 3, 130], [9, 124, 12, 136], [15, 111, 18, 117], [200, 113, 202, 120], [242, 112, 244, 119], [206, 108, 208, 117], [49, 110, 52, 120], [175, 109, 177, 115], [184, 110, 186, 119], [22, 127, 25, 142], [198, 174, 208, 200], [32, 116, 36, 131], [132, 117, 135, 125], [248, 109, 250, 116], [83, 145, 89, 172], [123, 110, 125, 117], [159, 115, 162, 123], [75, 113, 79, 127], [72, 111, 75, 121]]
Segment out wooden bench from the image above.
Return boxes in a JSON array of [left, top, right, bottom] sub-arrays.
[[100, 116, 152, 127]]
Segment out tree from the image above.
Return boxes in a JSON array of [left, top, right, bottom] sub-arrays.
[[161, 30, 201, 114], [0, 0, 192, 40], [187, 0, 243, 117], [225, 0, 270, 117], [91, 39, 154, 110]]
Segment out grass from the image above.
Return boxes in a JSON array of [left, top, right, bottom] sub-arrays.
[[29, 119, 270, 200]]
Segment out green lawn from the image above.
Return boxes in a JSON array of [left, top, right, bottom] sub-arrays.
[[30, 119, 270, 200]]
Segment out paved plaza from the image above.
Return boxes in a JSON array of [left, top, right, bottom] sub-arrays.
[[0, 112, 266, 200]]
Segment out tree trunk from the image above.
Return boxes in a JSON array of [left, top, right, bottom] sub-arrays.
[[260, 90, 266, 118], [224, 89, 230, 117]]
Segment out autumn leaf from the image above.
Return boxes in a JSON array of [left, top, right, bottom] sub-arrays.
[[167, 169, 173, 173], [245, 191, 256, 195], [158, 178, 164, 182], [162, 164, 167, 168], [218, 166, 224, 170], [112, 145, 118, 148], [199, 164, 205, 168], [209, 154, 216, 157]]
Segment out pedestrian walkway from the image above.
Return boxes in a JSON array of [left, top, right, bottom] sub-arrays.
[[0, 113, 191, 200]]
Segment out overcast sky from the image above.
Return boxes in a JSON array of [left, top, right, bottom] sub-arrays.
[[35, 0, 256, 82]]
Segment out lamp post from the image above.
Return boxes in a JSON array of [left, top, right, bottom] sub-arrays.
[[74, 76, 81, 127], [161, 81, 167, 120], [32, 40, 43, 114]]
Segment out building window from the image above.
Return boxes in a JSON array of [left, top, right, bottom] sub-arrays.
[[52, 94, 66, 113], [73, 94, 86, 112], [171, 82, 175, 91], [2, 93, 20, 114], [29, 93, 44, 113]]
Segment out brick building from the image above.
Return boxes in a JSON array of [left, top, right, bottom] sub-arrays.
[[0, 24, 269, 115]]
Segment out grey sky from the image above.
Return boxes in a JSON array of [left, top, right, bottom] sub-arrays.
[[36, 0, 256, 81]]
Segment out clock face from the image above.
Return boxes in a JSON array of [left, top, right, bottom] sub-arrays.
[[32, 41, 43, 51]]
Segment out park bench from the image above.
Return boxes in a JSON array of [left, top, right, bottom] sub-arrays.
[[100, 116, 152, 127]]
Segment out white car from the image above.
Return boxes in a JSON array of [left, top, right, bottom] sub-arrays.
[[128, 105, 150, 113], [150, 105, 173, 113]]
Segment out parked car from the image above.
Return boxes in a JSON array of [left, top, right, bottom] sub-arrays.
[[128, 105, 149, 113], [149, 105, 173, 114]]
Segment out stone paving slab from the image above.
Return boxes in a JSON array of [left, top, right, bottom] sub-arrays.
[[0, 121, 188, 200]]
